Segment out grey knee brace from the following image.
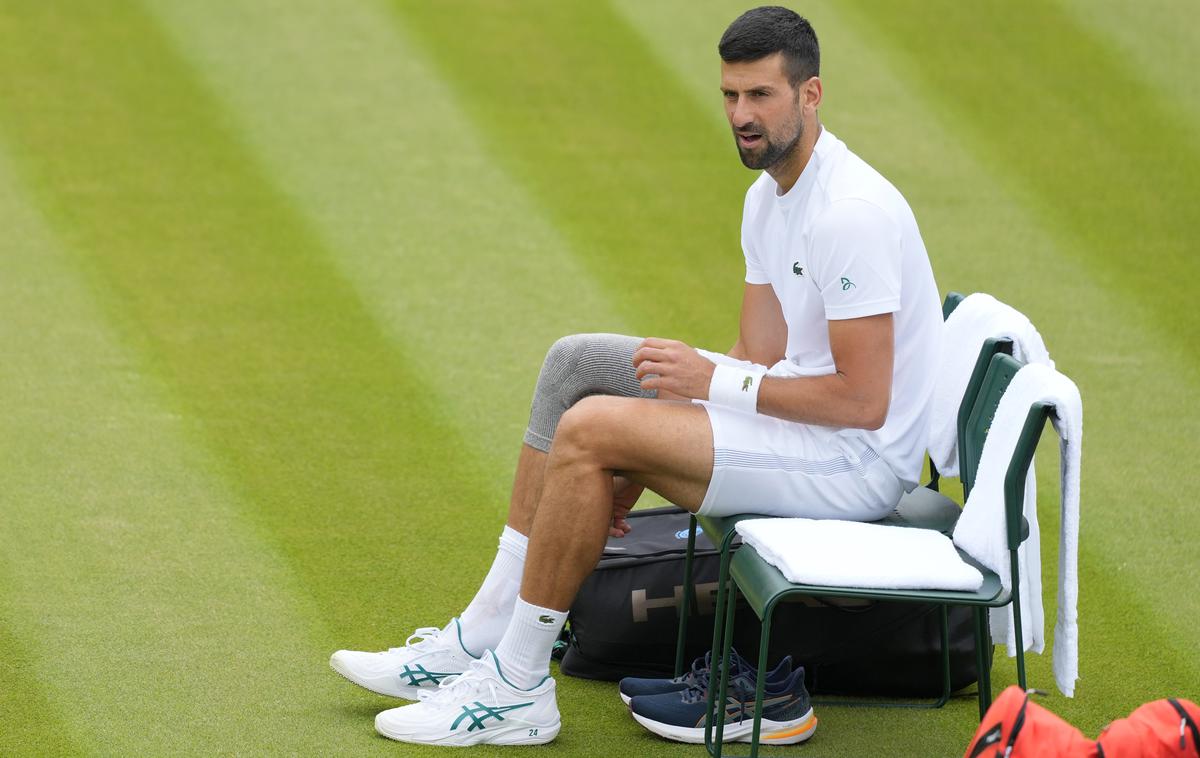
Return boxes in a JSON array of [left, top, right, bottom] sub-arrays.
[[523, 333, 656, 452]]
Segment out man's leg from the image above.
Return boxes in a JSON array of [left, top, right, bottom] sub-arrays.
[[334, 334, 659, 700], [457, 335, 653, 655], [371, 373, 691, 745], [492, 396, 713, 687], [526, 396, 711, 607], [373, 397, 711, 745], [454, 445, 541, 656]]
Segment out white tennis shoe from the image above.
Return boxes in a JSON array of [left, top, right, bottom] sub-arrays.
[[374, 650, 560, 746], [329, 618, 477, 699]]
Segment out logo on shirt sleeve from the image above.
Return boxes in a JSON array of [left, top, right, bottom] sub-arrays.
[[840, 277, 856, 291]]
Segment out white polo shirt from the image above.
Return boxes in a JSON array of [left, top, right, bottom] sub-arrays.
[[740, 127, 942, 489]]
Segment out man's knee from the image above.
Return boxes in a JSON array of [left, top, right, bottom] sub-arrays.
[[553, 395, 624, 460], [540, 334, 646, 404], [525, 333, 650, 452]]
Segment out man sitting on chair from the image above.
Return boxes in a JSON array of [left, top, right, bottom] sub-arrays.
[[331, 5, 942, 747]]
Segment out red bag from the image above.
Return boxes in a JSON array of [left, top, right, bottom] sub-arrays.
[[964, 686, 1096, 757], [964, 686, 1200, 758], [1099, 698, 1200, 757]]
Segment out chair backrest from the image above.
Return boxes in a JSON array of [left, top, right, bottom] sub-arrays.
[[961, 353, 1022, 495], [956, 337, 1014, 485], [942, 290, 966, 320], [961, 353, 1057, 550], [926, 291, 991, 492]]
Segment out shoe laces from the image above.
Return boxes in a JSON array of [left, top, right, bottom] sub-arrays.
[[415, 660, 496, 705], [679, 655, 751, 706], [388, 625, 442, 654], [674, 653, 711, 686], [680, 671, 712, 704], [685, 679, 751, 722]]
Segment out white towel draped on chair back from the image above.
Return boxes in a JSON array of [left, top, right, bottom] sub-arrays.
[[952, 363, 1083, 697], [930, 293, 1054, 477]]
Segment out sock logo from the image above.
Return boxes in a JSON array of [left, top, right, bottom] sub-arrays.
[[537, 614, 556, 625], [450, 701, 534, 732]]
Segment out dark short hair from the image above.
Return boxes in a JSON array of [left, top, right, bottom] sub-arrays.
[[718, 6, 820, 85]]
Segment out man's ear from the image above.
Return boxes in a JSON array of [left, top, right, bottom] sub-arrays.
[[803, 76, 823, 111]]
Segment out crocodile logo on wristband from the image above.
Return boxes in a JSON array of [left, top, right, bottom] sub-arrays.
[[742, 376, 753, 392]]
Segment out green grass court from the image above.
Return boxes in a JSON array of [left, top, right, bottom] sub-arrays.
[[1, 1, 1197, 754]]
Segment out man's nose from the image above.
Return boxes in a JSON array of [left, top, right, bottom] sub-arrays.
[[730, 97, 754, 129]]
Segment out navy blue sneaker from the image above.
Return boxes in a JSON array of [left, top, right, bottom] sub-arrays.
[[629, 664, 815, 745], [618, 650, 792, 706]]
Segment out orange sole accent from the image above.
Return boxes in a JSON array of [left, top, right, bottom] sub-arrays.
[[762, 716, 817, 740]]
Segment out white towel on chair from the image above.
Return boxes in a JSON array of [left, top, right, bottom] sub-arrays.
[[735, 518, 983, 591], [952, 363, 1082, 697], [930, 293, 1054, 477]]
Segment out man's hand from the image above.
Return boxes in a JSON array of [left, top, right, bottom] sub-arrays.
[[610, 475, 643, 538], [633, 338, 716, 400]]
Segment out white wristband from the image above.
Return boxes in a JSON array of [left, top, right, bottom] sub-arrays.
[[707, 363, 766, 414]]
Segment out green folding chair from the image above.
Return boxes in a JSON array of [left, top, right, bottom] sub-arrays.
[[698, 352, 1060, 757]]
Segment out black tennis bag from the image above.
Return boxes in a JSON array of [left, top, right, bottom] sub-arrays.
[[560, 507, 980, 697]]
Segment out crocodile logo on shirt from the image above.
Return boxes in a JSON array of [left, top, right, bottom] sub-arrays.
[[841, 277, 856, 291], [792, 262, 804, 276]]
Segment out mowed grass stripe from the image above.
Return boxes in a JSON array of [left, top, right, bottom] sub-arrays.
[[0, 620, 79, 756], [0, 0, 495, 661], [1058, 0, 1200, 143], [143, 0, 632, 486], [618, 0, 1200, 743], [0, 149, 101, 758], [839, 0, 1200, 364], [609, 0, 733, 132], [390, 0, 750, 348], [0, 147, 349, 754]]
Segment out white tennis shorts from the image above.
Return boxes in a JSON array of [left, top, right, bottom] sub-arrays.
[[695, 350, 904, 521]]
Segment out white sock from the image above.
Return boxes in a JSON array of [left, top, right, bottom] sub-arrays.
[[492, 596, 567, 689], [458, 526, 528, 656]]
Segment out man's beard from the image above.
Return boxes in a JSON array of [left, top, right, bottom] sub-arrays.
[[736, 117, 804, 171]]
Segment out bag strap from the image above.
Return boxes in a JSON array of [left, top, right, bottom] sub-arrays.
[[1168, 699, 1200, 754], [1002, 692, 1031, 756]]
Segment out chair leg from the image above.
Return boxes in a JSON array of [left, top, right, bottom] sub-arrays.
[[974, 607, 992, 719], [706, 539, 735, 691], [1008, 551, 1028, 691], [1012, 595, 1027, 690], [706, 579, 738, 758], [983, 611, 995, 698], [934, 605, 951, 708], [747, 601, 776, 758], [705, 544, 737, 758], [675, 515, 698, 677]]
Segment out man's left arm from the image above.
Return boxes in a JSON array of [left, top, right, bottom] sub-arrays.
[[756, 313, 892, 429], [632, 313, 892, 430]]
